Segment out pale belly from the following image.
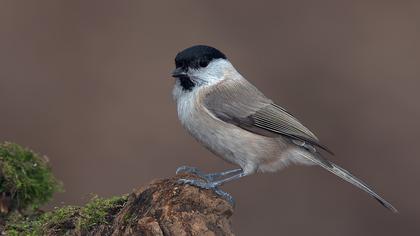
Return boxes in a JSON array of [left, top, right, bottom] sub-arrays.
[[177, 99, 287, 174]]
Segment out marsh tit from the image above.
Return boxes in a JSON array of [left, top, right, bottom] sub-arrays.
[[171, 45, 397, 212]]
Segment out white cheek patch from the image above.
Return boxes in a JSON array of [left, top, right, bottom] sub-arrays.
[[173, 59, 241, 102], [189, 59, 237, 87]]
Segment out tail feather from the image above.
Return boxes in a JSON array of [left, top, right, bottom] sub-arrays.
[[304, 153, 398, 213]]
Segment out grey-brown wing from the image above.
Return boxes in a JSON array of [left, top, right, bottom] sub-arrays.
[[250, 103, 333, 154], [204, 78, 333, 154]]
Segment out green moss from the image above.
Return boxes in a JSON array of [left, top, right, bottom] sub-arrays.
[[4, 206, 79, 235], [122, 212, 134, 225], [43, 206, 80, 234], [79, 195, 127, 231], [4, 195, 128, 235], [4, 211, 47, 235], [0, 142, 62, 212]]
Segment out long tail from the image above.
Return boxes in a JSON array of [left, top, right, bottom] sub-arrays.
[[304, 153, 398, 213]]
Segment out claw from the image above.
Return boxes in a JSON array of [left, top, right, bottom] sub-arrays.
[[177, 178, 216, 189], [176, 166, 213, 182], [177, 178, 235, 205], [175, 166, 244, 206], [176, 166, 242, 183], [214, 188, 235, 206]]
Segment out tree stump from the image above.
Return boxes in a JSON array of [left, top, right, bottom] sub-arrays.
[[7, 173, 235, 235], [104, 173, 235, 236]]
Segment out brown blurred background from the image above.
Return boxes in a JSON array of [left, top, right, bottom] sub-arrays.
[[1, 0, 419, 235]]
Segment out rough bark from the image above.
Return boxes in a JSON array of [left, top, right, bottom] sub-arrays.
[[101, 173, 235, 236]]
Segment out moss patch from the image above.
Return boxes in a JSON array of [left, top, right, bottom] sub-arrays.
[[4, 206, 79, 235], [79, 195, 128, 231], [4, 195, 128, 235], [0, 142, 130, 235], [0, 142, 62, 213]]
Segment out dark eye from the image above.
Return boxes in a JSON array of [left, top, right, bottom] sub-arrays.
[[199, 59, 209, 68]]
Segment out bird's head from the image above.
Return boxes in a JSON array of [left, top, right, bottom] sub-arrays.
[[172, 45, 234, 91]]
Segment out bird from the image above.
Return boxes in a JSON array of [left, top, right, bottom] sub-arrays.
[[170, 45, 397, 212]]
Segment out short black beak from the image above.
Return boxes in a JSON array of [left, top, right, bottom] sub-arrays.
[[171, 67, 187, 78]]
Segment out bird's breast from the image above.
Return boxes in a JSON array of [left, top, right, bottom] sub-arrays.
[[174, 87, 284, 170]]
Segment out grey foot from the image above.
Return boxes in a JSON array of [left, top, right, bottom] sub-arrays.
[[176, 166, 215, 182], [176, 166, 242, 183], [178, 178, 235, 205]]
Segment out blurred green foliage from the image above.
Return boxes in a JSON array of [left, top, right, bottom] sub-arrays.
[[0, 142, 128, 235], [0, 142, 62, 212]]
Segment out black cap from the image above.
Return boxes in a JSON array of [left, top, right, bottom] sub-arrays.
[[174, 45, 227, 69]]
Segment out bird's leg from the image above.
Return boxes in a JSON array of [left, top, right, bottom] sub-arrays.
[[176, 166, 242, 182], [177, 170, 246, 205], [204, 168, 242, 182], [176, 166, 206, 176]]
